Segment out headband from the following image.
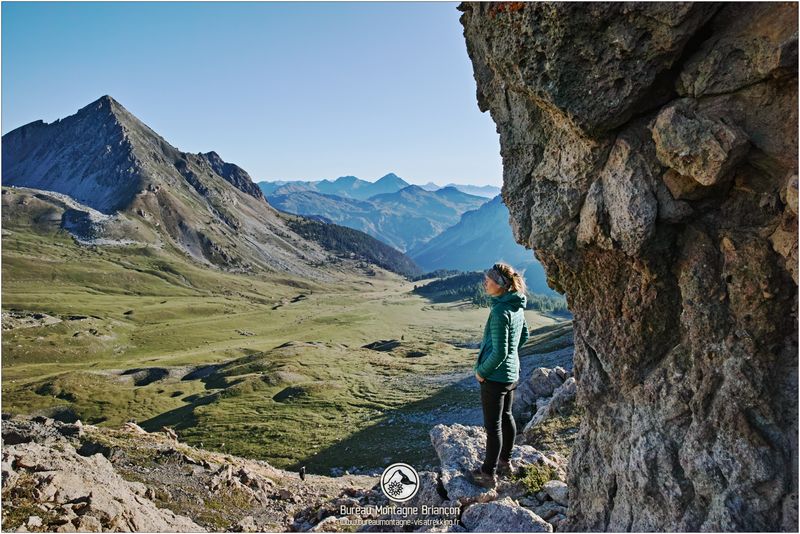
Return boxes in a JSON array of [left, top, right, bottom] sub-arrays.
[[485, 264, 510, 289]]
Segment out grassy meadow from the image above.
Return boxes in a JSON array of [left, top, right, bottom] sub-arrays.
[[1, 192, 572, 473]]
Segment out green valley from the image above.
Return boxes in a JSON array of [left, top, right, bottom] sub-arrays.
[[2, 186, 571, 474]]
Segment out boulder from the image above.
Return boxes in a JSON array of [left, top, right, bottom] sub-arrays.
[[514, 368, 564, 422], [523, 378, 577, 433], [2, 417, 83, 445], [542, 480, 569, 507], [547, 378, 577, 417], [461, 497, 552, 532], [651, 99, 750, 187], [122, 422, 148, 434], [2, 458, 18, 488], [529, 368, 565, 399], [532, 500, 567, 521], [552, 367, 569, 381], [233, 515, 258, 532], [312, 515, 350, 532], [73, 516, 102, 533], [429, 424, 564, 505]]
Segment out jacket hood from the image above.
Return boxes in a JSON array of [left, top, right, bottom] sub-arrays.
[[490, 290, 527, 311]]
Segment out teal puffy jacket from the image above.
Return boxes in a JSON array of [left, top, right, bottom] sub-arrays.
[[473, 290, 529, 383]]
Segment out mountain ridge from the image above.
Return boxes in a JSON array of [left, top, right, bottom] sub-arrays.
[[258, 176, 500, 199], [264, 172, 411, 200], [2, 95, 417, 279]]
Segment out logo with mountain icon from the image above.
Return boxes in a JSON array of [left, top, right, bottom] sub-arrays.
[[380, 462, 420, 502]]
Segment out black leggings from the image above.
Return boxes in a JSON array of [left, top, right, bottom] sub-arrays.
[[480, 379, 517, 475]]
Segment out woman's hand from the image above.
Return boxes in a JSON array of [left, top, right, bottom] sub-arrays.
[[475, 372, 485, 383]]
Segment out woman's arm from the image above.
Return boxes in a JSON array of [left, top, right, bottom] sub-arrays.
[[518, 320, 529, 349], [475, 310, 510, 378]]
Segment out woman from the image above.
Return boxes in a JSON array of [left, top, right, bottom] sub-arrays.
[[468, 262, 529, 489]]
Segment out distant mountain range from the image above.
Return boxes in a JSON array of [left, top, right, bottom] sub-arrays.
[[259, 173, 410, 201], [262, 171, 556, 294], [264, 185, 488, 252], [407, 195, 557, 296], [2, 95, 421, 279], [443, 183, 500, 198], [258, 177, 500, 199]]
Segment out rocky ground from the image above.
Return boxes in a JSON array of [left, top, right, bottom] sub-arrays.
[[2, 360, 579, 533]]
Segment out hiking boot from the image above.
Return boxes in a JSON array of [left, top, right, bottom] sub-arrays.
[[467, 467, 497, 489], [497, 459, 516, 478]]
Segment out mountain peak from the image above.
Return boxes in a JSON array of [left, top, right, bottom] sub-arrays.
[[399, 184, 425, 194], [437, 185, 460, 193], [74, 94, 139, 129], [79, 94, 122, 112], [442, 183, 502, 199], [433, 186, 472, 199], [420, 181, 440, 191], [3, 94, 149, 213], [375, 173, 407, 185], [202, 150, 223, 164]]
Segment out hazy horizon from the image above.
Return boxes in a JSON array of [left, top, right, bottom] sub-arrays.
[[2, 1, 504, 187], [255, 172, 501, 187]]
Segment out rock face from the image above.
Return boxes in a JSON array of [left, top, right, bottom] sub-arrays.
[[459, 2, 798, 532], [199, 150, 265, 201]]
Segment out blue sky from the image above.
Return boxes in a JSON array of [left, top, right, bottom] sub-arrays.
[[2, 1, 503, 186]]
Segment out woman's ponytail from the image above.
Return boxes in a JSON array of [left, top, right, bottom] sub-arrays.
[[510, 271, 527, 294], [494, 262, 527, 295]]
